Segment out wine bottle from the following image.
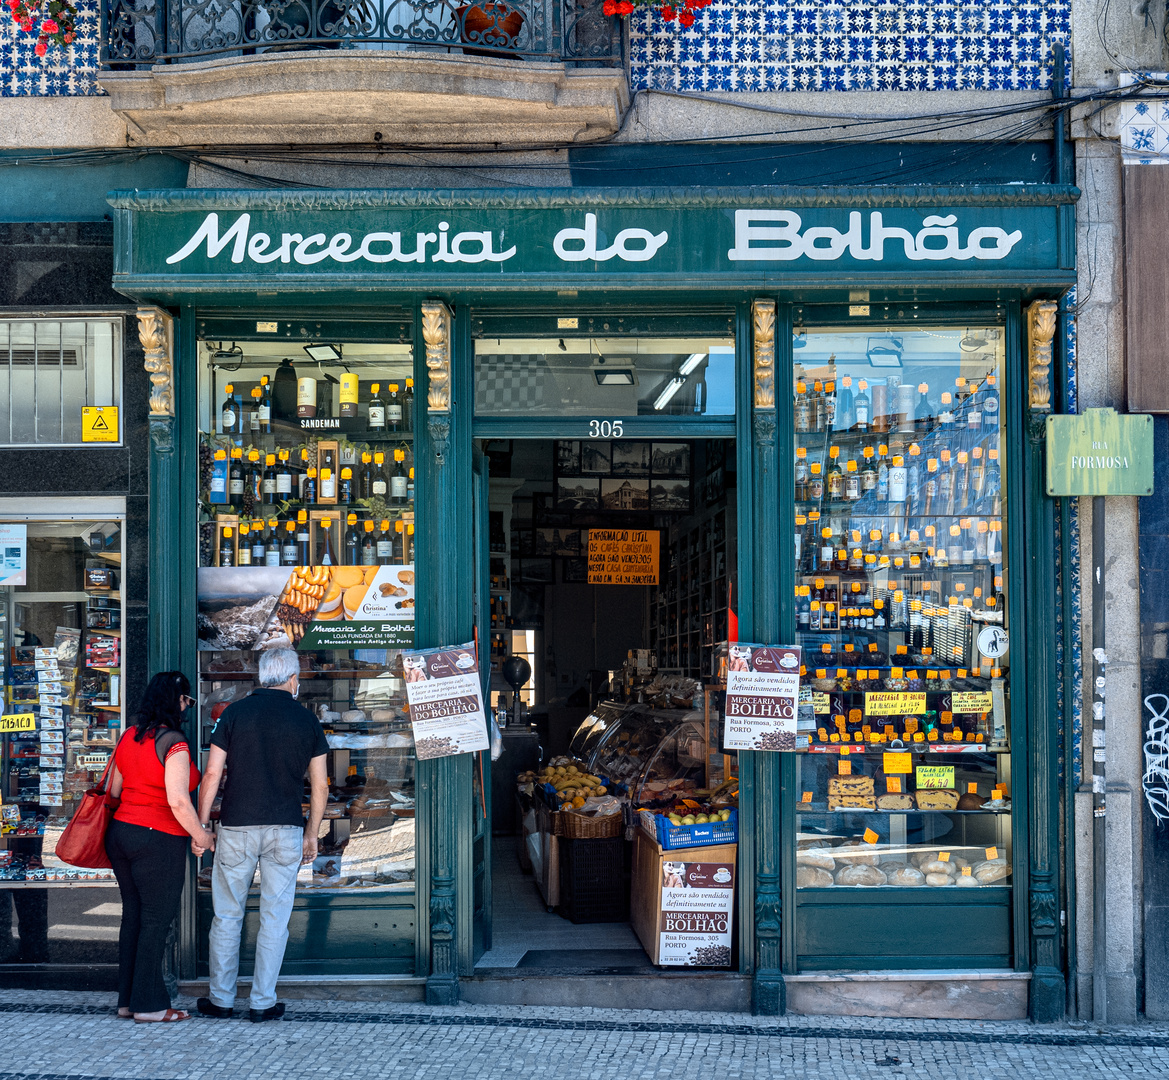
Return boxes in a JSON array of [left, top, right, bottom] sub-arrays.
[[403, 378, 415, 432], [359, 452, 375, 500], [387, 383, 403, 433], [344, 513, 360, 565], [318, 519, 335, 566], [368, 383, 386, 433], [372, 452, 389, 499], [249, 388, 262, 441], [296, 511, 312, 565], [250, 523, 266, 565], [276, 450, 293, 499], [361, 521, 377, 566], [393, 520, 406, 563], [854, 379, 871, 432], [265, 521, 282, 566], [237, 524, 252, 565], [339, 467, 354, 504], [221, 383, 241, 438], [246, 449, 263, 504], [229, 448, 245, 507], [405, 523, 415, 563], [303, 467, 318, 507], [262, 454, 277, 504], [390, 449, 408, 507], [219, 527, 234, 566], [281, 520, 298, 566], [258, 375, 272, 434], [376, 519, 393, 565], [836, 376, 856, 431], [320, 467, 336, 502]]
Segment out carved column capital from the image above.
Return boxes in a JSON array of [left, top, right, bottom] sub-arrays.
[[422, 302, 452, 413], [752, 299, 777, 410], [1027, 300, 1057, 413], [138, 306, 175, 420]]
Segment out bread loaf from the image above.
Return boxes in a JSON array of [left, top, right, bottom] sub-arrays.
[[925, 872, 954, 887], [835, 864, 888, 887], [920, 860, 953, 876], [828, 775, 875, 797], [887, 866, 926, 887], [973, 860, 1010, 883], [796, 850, 835, 871], [876, 793, 916, 810], [828, 795, 876, 811], [915, 788, 960, 810], [956, 792, 986, 810], [835, 841, 880, 866], [797, 865, 834, 888], [955, 874, 981, 887]]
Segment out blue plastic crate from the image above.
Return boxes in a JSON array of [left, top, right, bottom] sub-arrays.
[[647, 808, 738, 851]]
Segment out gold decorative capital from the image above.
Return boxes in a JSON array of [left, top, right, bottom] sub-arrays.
[[752, 299, 776, 410], [137, 306, 175, 418], [422, 302, 452, 413], [1027, 300, 1057, 413]]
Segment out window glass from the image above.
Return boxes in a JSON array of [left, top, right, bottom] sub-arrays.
[[474, 337, 735, 417], [0, 319, 121, 446], [1, 519, 124, 885], [196, 338, 417, 893], [791, 327, 1012, 890]]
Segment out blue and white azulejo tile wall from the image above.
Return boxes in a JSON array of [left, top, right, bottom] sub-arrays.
[[0, 0, 100, 95], [630, 0, 1072, 92]]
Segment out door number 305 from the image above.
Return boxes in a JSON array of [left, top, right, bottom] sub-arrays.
[[588, 420, 623, 438]]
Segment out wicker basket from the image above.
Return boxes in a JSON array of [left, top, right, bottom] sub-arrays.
[[560, 810, 623, 839], [537, 802, 564, 837]]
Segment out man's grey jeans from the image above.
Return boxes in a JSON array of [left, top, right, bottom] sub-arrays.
[[207, 824, 302, 1011]]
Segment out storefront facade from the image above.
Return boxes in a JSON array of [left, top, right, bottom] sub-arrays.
[[95, 176, 1075, 1019]]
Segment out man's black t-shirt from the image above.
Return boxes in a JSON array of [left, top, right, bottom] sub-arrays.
[[210, 688, 329, 828]]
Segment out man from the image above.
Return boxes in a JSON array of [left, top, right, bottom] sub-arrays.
[[195, 647, 328, 1023]]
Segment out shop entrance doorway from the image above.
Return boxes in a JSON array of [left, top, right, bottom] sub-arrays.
[[473, 436, 739, 977]]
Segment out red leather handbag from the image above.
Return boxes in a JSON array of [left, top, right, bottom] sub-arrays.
[[56, 747, 119, 869]]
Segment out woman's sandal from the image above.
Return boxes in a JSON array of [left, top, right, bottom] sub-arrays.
[[133, 1008, 190, 1023], [117, 1008, 133, 1019]]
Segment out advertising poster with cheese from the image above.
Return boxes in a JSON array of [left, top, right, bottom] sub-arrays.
[[658, 859, 735, 967], [722, 643, 802, 751], [401, 642, 490, 760], [196, 565, 414, 651]]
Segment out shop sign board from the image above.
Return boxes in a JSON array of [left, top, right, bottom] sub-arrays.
[[1045, 408, 1154, 496], [0, 524, 26, 586], [111, 191, 1069, 288], [196, 565, 414, 651], [0, 714, 35, 733], [658, 857, 736, 967], [722, 644, 802, 751], [587, 529, 659, 585], [401, 642, 490, 760]]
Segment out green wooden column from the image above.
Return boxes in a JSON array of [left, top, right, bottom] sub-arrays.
[[414, 300, 474, 1004], [1022, 299, 1065, 1021], [746, 298, 787, 1015]]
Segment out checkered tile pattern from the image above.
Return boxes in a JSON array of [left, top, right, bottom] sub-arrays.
[[629, 0, 1071, 93], [475, 354, 551, 414], [0, 0, 101, 95]]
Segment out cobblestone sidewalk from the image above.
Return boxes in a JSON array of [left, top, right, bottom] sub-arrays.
[[1, 990, 1168, 1080]]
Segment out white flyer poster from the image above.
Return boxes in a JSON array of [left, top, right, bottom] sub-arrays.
[[0, 524, 26, 586], [402, 641, 489, 760], [722, 644, 802, 751], [658, 858, 736, 967]]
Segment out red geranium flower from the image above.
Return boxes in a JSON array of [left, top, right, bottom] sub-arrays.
[[659, 4, 674, 16], [41, 17, 56, 31], [678, 9, 693, 23], [33, 39, 46, 53]]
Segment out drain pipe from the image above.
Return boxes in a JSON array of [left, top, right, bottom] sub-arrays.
[[1091, 494, 1108, 1025]]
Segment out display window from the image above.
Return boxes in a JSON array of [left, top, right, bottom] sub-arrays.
[[196, 336, 417, 893], [0, 514, 125, 886], [790, 327, 1012, 892]]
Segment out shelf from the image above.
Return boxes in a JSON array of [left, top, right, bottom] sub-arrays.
[[86, 628, 121, 638], [93, 705, 121, 712], [796, 808, 1011, 816], [93, 553, 121, 564], [199, 669, 394, 680], [801, 744, 1008, 755], [0, 879, 119, 889], [86, 590, 121, 600], [87, 667, 121, 674]]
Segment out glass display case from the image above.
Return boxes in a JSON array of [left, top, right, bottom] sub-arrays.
[[791, 326, 1012, 892], [570, 702, 713, 802], [196, 336, 418, 892]]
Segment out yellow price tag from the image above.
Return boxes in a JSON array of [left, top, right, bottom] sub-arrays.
[[938, 851, 950, 862], [985, 846, 999, 861], [801, 791, 813, 803], [863, 828, 879, 845], [838, 760, 852, 775]]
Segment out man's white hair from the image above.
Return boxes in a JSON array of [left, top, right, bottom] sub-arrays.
[[258, 647, 300, 687]]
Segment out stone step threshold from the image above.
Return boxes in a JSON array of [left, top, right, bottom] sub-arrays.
[[180, 968, 1030, 1019]]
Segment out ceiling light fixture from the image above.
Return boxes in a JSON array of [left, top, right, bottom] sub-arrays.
[[678, 352, 707, 377], [653, 377, 686, 411], [303, 343, 342, 363], [866, 336, 903, 367]]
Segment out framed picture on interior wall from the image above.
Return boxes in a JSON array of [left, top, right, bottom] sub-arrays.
[[533, 529, 556, 556], [651, 442, 690, 478], [562, 558, 588, 583], [556, 440, 582, 476], [705, 441, 726, 474], [601, 477, 649, 511], [651, 477, 691, 512], [556, 476, 600, 510], [510, 583, 545, 628], [517, 529, 535, 557], [518, 558, 553, 584], [611, 441, 651, 477], [552, 529, 582, 557], [580, 441, 612, 475]]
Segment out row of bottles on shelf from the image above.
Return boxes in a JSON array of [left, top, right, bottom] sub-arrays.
[[795, 439, 1001, 517], [217, 511, 415, 568], [796, 514, 1003, 576], [208, 444, 414, 509], [796, 577, 1002, 637], [794, 372, 999, 436], [219, 373, 416, 438]]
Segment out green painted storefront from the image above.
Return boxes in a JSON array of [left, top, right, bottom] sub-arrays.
[[110, 183, 1075, 1018]]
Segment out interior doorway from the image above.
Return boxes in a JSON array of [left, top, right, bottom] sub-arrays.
[[476, 436, 738, 974]]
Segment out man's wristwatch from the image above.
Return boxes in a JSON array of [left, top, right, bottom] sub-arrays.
[[201, 823, 213, 831]]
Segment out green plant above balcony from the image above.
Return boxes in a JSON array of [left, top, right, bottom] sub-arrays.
[[6, 0, 77, 54]]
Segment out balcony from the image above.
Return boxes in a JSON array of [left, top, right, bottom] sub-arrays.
[[97, 0, 629, 146]]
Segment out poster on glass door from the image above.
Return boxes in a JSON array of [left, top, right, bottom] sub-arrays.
[[401, 642, 490, 760], [0, 524, 27, 586], [722, 643, 802, 751], [196, 565, 414, 650]]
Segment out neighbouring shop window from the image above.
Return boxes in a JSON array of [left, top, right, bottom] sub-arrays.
[[1, 518, 124, 886], [196, 338, 416, 893], [0, 319, 122, 446], [791, 328, 1012, 892], [474, 337, 735, 417]]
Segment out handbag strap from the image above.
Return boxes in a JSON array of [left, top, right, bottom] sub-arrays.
[[95, 730, 128, 794]]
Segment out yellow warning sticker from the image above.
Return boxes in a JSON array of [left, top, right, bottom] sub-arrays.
[[82, 407, 119, 443]]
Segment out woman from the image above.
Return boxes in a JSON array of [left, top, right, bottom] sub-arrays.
[[105, 671, 213, 1023]]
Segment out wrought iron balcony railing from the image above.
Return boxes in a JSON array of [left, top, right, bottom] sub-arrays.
[[101, 0, 623, 68]]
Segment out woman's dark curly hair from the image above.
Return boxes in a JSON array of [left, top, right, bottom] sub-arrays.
[[132, 670, 191, 742]]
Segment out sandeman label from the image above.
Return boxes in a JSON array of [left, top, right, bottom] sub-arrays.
[[82, 407, 119, 442]]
